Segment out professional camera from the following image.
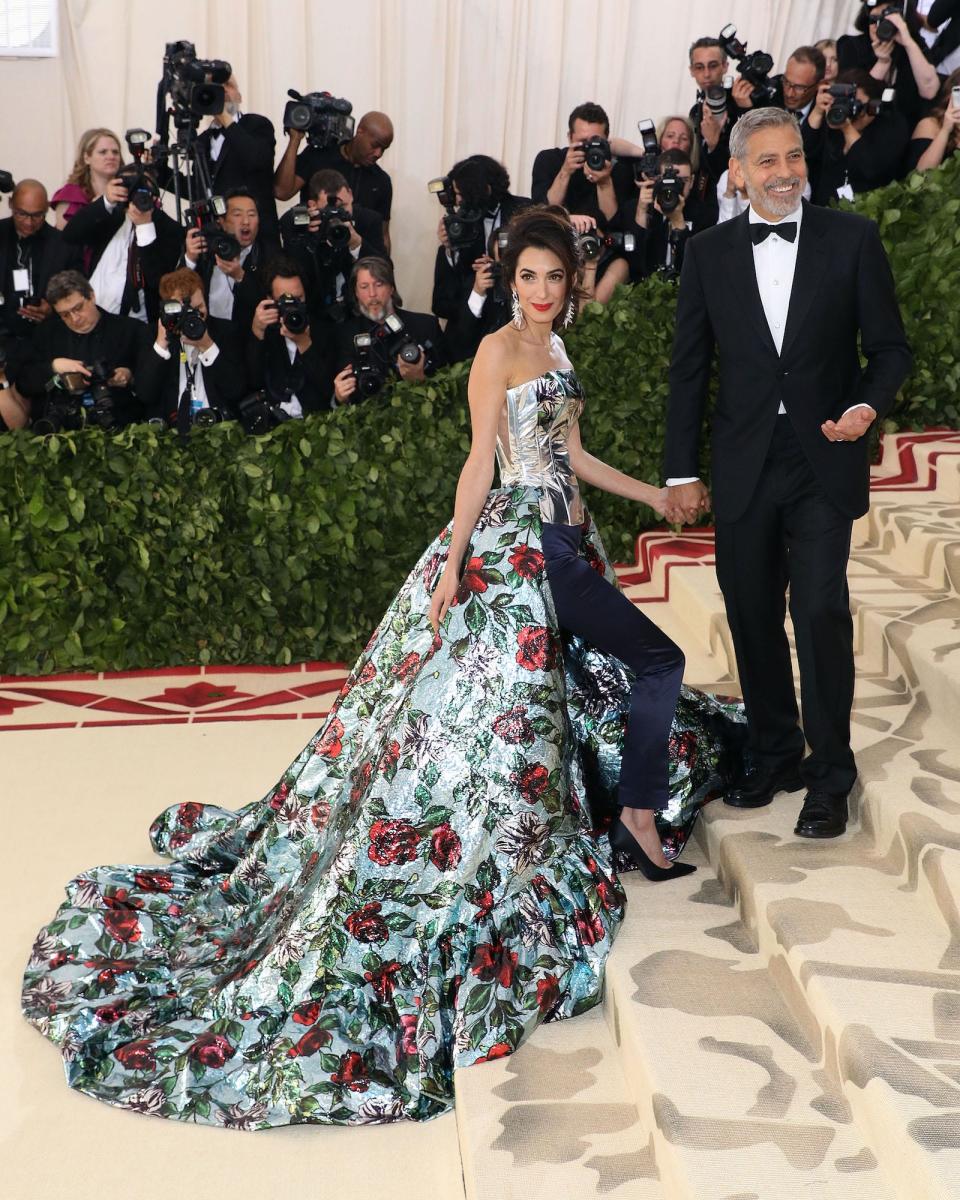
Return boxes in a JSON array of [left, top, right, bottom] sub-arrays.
[[236, 389, 292, 435], [350, 314, 436, 397], [192, 406, 228, 428], [633, 119, 661, 180], [283, 90, 355, 149], [44, 359, 119, 432], [704, 75, 735, 116], [826, 83, 894, 126], [581, 135, 612, 172], [866, 1, 903, 42], [306, 202, 354, 265], [116, 163, 160, 213], [351, 334, 390, 397], [275, 293, 309, 335], [288, 204, 313, 233], [184, 195, 241, 260], [719, 23, 777, 107], [164, 40, 231, 117], [0, 169, 13, 194], [33, 385, 84, 436], [428, 175, 485, 254], [653, 171, 684, 214], [578, 230, 636, 261], [161, 299, 207, 341]]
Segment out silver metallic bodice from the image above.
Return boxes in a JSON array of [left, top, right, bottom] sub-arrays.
[[496, 368, 585, 526]]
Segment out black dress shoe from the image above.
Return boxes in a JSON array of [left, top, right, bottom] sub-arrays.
[[723, 763, 804, 809], [609, 820, 696, 881], [794, 790, 848, 839]]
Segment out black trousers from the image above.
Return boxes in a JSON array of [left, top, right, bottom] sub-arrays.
[[542, 521, 685, 811], [714, 416, 856, 796]]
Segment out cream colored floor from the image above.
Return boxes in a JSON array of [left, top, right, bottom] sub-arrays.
[[1, 722, 466, 1200]]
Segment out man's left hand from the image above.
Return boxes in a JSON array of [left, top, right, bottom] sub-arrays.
[[215, 254, 244, 281], [396, 354, 426, 382], [822, 406, 876, 442]]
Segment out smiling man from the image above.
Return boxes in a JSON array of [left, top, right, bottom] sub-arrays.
[[663, 106, 912, 839]]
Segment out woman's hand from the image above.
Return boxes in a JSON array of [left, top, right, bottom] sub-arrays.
[[429, 566, 461, 634], [647, 486, 669, 519]]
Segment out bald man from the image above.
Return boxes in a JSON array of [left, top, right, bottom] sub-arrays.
[[274, 110, 395, 253], [0, 178, 80, 355]]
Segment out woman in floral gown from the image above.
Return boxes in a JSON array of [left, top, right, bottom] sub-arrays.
[[22, 207, 741, 1129]]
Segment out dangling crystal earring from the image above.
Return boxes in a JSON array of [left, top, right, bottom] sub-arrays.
[[562, 297, 576, 328], [511, 290, 525, 329]]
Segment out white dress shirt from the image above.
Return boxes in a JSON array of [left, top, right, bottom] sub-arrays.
[[281, 337, 305, 418], [152, 340, 220, 412], [91, 201, 157, 322], [206, 244, 253, 321]]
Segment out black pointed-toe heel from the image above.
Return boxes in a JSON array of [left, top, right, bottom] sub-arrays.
[[609, 819, 696, 881]]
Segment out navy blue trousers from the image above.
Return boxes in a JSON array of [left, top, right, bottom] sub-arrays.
[[541, 521, 685, 811]]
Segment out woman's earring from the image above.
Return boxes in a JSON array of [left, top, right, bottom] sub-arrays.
[[511, 290, 525, 329], [563, 297, 576, 328]]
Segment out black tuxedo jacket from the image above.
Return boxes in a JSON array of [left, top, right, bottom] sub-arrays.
[[334, 308, 448, 378], [184, 235, 279, 331], [62, 198, 183, 323], [665, 201, 912, 522], [279, 204, 387, 311], [0, 219, 81, 340], [245, 322, 335, 414], [184, 115, 279, 242], [134, 316, 247, 423], [431, 193, 532, 321]]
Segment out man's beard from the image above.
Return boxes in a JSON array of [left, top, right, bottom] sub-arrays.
[[744, 174, 803, 218], [360, 298, 395, 322]]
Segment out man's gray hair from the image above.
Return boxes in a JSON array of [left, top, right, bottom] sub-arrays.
[[729, 108, 801, 162]]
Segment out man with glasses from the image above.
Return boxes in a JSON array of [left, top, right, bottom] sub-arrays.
[[733, 46, 827, 121], [0, 179, 79, 356]]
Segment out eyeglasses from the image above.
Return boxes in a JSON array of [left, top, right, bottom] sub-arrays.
[[692, 60, 724, 72], [12, 208, 47, 221], [782, 78, 816, 93], [55, 297, 89, 320]]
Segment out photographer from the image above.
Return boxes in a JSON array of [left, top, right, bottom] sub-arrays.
[[245, 256, 334, 417], [16, 270, 144, 430], [135, 268, 246, 427], [625, 149, 712, 280], [531, 102, 634, 301], [274, 111, 394, 253], [183, 187, 277, 329], [61, 165, 181, 324], [280, 169, 386, 319], [688, 37, 740, 189], [332, 256, 446, 405], [731, 45, 826, 119], [919, 0, 960, 73], [0, 180, 80, 355], [432, 155, 531, 342], [838, 2, 940, 125], [907, 67, 960, 168], [804, 69, 911, 204], [443, 225, 511, 364]]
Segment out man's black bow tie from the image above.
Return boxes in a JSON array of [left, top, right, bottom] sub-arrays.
[[750, 221, 797, 245]]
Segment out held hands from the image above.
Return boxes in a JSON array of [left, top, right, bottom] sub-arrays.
[[429, 566, 460, 634], [665, 480, 711, 524], [821, 406, 876, 442]]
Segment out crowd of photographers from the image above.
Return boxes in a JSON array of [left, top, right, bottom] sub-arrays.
[[1, 1, 959, 435]]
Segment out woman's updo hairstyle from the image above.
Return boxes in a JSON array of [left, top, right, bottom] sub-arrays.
[[499, 204, 587, 332]]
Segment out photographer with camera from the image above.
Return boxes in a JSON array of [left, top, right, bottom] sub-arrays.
[[16, 270, 144, 432], [532, 102, 635, 302], [625, 149, 712, 280], [918, 0, 960, 73], [908, 67, 960, 168], [332, 256, 446, 405], [61, 164, 181, 324], [274, 110, 394, 253], [0, 180, 80, 357], [431, 155, 530, 345], [135, 267, 246, 429], [838, 2, 940, 126], [688, 38, 740, 191], [280, 168, 386, 320], [182, 187, 277, 330], [245, 255, 334, 419], [803, 69, 911, 204]]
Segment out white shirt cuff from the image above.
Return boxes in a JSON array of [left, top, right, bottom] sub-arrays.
[[467, 290, 485, 318], [665, 477, 699, 486], [153, 342, 171, 360], [198, 344, 220, 368], [841, 403, 875, 417], [135, 222, 158, 247]]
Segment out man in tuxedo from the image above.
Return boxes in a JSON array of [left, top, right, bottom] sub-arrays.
[[664, 106, 912, 838], [135, 268, 246, 427]]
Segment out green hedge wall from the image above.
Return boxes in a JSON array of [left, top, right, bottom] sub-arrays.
[[2, 155, 958, 676]]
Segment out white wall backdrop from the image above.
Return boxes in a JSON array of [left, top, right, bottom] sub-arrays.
[[1, 0, 858, 310]]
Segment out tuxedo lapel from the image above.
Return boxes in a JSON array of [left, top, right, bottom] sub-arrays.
[[780, 201, 829, 361], [722, 211, 778, 359]]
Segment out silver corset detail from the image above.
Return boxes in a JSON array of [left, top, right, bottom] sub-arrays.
[[495, 368, 585, 526]]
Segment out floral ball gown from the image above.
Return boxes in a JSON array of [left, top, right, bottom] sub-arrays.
[[22, 368, 743, 1128]]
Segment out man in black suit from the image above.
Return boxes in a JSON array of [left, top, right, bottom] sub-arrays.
[[0, 180, 80, 358], [624, 150, 715, 281], [664, 107, 912, 838], [61, 167, 181, 325], [432, 154, 530, 351], [135, 267, 246, 427], [280, 168, 386, 320], [187, 74, 278, 244], [333, 256, 446, 405]]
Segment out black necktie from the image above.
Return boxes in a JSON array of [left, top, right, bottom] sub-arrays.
[[751, 221, 797, 245]]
